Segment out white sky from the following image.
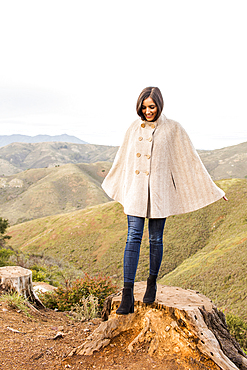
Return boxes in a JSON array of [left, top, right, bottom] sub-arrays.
[[0, 0, 247, 150]]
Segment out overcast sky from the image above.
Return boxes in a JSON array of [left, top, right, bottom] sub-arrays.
[[0, 0, 246, 150]]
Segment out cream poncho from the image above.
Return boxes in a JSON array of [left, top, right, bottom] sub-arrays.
[[102, 114, 225, 218]]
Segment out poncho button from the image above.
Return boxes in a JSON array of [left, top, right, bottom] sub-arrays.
[[135, 170, 140, 175], [151, 124, 155, 129], [136, 153, 141, 158], [139, 137, 143, 141], [141, 123, 145, 128], [148, 137, 152, 142], [146, 155, 151, 159], [145, 171, 149, 176]]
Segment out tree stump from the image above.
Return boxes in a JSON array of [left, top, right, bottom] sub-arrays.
[[0, 266, 44, 308], [69, 282, 247, 370]]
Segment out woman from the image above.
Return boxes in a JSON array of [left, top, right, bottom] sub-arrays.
[[102, 87, 226, 315]]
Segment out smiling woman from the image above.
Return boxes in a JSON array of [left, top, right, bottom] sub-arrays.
[[136, 87, 163, 122], [141, 97, 157, 121], [102, 86, 226, 315]]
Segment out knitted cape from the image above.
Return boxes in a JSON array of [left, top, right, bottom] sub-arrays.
[[102, 114, 225, 218]]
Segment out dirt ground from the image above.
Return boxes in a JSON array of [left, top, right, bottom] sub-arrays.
[[0, 299, 218, 370]]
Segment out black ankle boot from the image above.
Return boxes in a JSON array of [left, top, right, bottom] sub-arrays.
[[116, 286, 134, 315], [143, 275, 157, 303]]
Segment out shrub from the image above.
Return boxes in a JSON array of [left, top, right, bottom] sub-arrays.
[[31, 265, 49, 282], [70, 295, 99, 321], [226, 313, 247, 351], [0, 217, 13, 266], [39, 273, 116, 313], [0, 217, 11, 244], [0, 248, 14, 267], [29, 263, 61, 287]]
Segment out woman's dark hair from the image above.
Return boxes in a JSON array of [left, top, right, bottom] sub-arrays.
[[136, 87, 164, 121]]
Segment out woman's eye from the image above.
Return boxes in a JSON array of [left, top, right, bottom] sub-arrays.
[[142, 105, 156, 110]]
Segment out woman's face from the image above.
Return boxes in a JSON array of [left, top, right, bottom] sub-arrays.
[[141, 97, 158, 121]]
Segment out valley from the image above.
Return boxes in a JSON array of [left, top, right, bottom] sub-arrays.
[[6, 178, 247, 320], [0, 139, 246, 325]]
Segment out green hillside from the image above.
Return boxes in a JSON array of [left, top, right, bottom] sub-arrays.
[[0, 162, 112, 224], [7, 178, 247, 319], [160, 179, 247, 319]]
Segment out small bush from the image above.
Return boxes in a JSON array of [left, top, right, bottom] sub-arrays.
[[70, 295, 99, 321], [39, 273, 116, 313], [226, 313, 247, 351], [1, 292, 30, 317], [29, 263, 61, 287], [0, 217, 13, 266], [0, 248, 14, 267], [31, 264, 50, 282]]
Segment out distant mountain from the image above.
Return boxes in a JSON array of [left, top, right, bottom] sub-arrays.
[[0, 162, 112, 225], [0, 142, 118, 175], [0, 134, 88, 147], [0, 139, 246, 179]]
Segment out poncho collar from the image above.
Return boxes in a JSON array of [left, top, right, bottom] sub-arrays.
[[140, 113, 168, 130]]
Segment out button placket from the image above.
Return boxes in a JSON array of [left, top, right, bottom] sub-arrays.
[[136, 121, 156, 177], [146, 123, 156, 176], [142, 135, 152, 176]]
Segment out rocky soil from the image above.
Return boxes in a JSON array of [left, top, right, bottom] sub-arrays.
[[0, 299, 215, 370], [1, 281, 246, 370]]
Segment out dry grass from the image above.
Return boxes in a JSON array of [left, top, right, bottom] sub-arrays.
[[0, 162, 112, 224], [7, 178, 247, 321]]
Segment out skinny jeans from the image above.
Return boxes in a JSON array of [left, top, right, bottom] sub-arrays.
[[124, 215, 166, 284]]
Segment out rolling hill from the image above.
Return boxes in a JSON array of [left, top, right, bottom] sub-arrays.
[[0, 162, 112, 224], [7, 178, 247, 320], [1, 140, 246, 224], [0, 141, 118, 176], [0, 140, 246, 179], [198, 141, 247, 179]]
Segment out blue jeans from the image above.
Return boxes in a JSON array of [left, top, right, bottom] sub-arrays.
[[124, 215, 166, 284]]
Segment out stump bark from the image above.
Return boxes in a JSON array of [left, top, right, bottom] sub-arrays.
[[69, 282, 247, 370], [0, 266, 44, 307]]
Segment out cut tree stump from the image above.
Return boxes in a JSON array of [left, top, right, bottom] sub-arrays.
[[0, 266, 44, 308], [69, 282, 247, 370]]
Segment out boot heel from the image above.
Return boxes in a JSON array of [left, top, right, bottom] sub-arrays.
[[129, 300, 135, 313], [143, 275, 157, 303]]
